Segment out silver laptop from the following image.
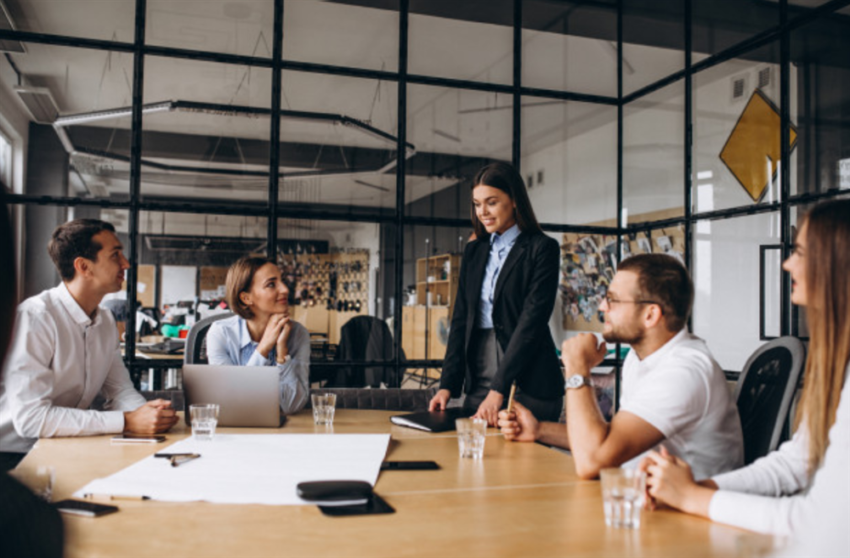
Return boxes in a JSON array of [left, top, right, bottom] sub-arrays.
[[182, 365, 283, 427]]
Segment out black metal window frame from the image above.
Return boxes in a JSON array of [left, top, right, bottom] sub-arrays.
[[1, 0, 848, 388]]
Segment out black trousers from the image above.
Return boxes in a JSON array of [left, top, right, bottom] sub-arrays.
[[463, 328, 563, 422]]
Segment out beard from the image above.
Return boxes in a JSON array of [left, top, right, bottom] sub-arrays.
[[602, 322, 645, 345]]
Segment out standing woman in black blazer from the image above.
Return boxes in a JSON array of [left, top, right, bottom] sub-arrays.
[[428, 162, 563, 426]]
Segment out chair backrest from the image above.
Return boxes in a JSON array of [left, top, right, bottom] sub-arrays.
[[184, 312, 234, 365], [306, 387, 436, 412], [734, 336, 806, 465], [333, 316, 397, 388]]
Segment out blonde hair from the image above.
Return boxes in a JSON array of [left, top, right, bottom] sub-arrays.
[[794, 199, 850, 473]]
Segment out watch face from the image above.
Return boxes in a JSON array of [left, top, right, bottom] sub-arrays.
[[566, 375, 589, 389]]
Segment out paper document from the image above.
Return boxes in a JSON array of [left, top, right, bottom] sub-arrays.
[[75, 434, 390, 505]]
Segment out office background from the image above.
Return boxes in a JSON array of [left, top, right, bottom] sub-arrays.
[[0, 0, 848, 393]]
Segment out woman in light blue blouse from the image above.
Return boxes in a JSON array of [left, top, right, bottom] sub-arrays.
[[206, 256, 310, 415]]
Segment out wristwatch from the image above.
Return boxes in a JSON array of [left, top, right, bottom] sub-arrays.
[[565, 374, 593, 390], [276, 354, 292, 365]]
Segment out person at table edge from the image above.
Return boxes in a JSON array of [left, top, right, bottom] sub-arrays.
[[499, 253, 744, 480], [205, 256, 310, 415], [0, 219, 178, 470]]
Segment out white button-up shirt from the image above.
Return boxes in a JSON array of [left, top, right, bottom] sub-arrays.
[[0, 283, 146, 454]]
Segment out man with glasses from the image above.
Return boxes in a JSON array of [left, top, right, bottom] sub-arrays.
[[499, 254, 743, 480]]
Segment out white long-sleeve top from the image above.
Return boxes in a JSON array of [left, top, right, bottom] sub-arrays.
[[707, 363, 850, 551], [0, 283, 147, 454], [205, 315, 310, 415]]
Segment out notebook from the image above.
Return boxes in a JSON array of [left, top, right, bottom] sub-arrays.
[[182, 364, 283, 428], [389, 408, 471, 433]]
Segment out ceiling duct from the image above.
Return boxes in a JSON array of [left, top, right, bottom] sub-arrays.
[[0, 1, 26, 53], [14, 85, 60, 124], [145, 235, 265, 253]]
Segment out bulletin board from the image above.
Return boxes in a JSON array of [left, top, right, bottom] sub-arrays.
[[200, 267, 229, 300], [562, 212, 686, 332]]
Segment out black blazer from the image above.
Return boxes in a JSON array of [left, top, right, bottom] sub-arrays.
[[440, 231, 563, 400]]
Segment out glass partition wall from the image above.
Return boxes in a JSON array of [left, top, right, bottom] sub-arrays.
[[2, 0, 848, 393]]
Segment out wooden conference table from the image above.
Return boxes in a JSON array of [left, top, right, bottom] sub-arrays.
[[18, 410, 771, 558]]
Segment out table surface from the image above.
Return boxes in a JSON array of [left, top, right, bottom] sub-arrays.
[[18, 409, 770, 558]]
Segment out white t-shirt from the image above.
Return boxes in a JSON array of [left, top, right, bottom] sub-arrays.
[[619, 329, 744, 479]]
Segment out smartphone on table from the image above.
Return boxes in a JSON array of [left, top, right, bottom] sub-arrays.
[[54, 499, 119, 517]]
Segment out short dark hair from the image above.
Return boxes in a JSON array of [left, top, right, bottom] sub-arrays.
[[470, 162, 542, 238], [47, 219, 116, 281], [226, 256, 277, 320], [617, 253, 693, 332]]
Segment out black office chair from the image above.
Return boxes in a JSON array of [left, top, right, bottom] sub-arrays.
[[184, 312, 234, 365], [332, 316, 401, 388], [306, 387, 436, 412], [734, 336, 806, 465]]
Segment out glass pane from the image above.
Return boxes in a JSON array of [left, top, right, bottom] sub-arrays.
[[409, 1, 513, 85], [692, 0, 779, 58], [278, 71, 399, 211], [4, 0, 135, 42], [407, 84, 512, 220], [790, 19, 850, 196], [401, 223, 470, 384], [8, 43, 132, 200], [521, 98, 617, 225], [283, 0, 399, 72], [692, 42, 783, 213], [273, 217, 396, 386], [147, 0, 274, 58], [692, 211, 781, 371], [623, 80, 685, 225], [140, 56, 271, 202], [521, 0, 617, 97], [622, 0, 685, 96]]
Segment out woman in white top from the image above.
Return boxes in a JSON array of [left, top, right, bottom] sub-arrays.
[[205, 256, 310, 415], [641, 199, 850, 555]]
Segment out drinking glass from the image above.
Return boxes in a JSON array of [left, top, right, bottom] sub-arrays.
[[311, 393, 337, 425], [456, 418, 487, 459], [189, 403, 220, 441], [600, 468, 646, 528]]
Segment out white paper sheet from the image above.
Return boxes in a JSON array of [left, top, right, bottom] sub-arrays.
[[74, 434, 391, 505]]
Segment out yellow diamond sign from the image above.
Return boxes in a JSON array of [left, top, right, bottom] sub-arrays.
[[719, 89, 798, 202]]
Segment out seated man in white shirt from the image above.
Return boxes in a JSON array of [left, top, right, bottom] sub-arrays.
[[498, 254, 743, 480], [0, 219, 178, 470]]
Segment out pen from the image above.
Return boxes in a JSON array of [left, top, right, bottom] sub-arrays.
[[170, 453, 201, 467], [506, 382, 517, 414], [154, 453, 197, 458], [84, 493, 151, 501]]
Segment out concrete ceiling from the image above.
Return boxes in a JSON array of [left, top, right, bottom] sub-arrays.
[[2, 0, 847, 207]]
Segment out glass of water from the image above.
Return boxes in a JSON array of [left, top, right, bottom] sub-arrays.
[[600, 468, 646, 528], [189, 403, 220, 442], [456, 418, 487, 459], [311, 393, 337, 425]]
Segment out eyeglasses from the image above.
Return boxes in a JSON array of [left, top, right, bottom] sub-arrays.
[[604, 295, 660, 308]]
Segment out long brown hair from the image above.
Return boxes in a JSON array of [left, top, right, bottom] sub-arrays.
[[794, 198, 850, 473], [470, 162, 542, 239]]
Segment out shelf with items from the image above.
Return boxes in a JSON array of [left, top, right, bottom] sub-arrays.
[[414, 254, 461, 314]]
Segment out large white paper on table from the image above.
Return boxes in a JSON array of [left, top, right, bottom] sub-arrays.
[[74, 434, 391, 505]]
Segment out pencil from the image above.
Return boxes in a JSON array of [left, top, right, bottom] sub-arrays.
[[84, 493, 151, 501], [506, 382, 517, 414]]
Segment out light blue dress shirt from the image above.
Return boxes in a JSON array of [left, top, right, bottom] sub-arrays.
[[205, 315, 310, 414], [477, 224, 520, 329]]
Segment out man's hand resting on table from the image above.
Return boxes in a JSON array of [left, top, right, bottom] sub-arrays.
[[124, 399, 178, 434]]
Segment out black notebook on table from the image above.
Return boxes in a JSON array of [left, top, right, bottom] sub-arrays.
[[390, 408, 471, 433]]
